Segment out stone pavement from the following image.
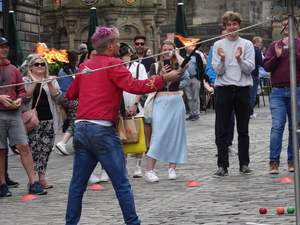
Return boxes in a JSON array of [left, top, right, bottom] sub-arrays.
[[1, 96, 298, 225]]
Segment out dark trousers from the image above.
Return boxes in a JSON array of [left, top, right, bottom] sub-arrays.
[[214, 89, 235, 146], [216, 86, 250, 168]]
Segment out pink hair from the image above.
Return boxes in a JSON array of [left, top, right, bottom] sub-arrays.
[[91, 27, 119, 43]]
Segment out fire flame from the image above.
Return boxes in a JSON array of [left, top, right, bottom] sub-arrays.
[[34, 42, 69, 63], [174, 34, 200, 50]]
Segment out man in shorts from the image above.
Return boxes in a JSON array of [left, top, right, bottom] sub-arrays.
[[0, 37, 46, 197]]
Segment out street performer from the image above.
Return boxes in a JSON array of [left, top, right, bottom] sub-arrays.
[[65, 26, 183, 225]]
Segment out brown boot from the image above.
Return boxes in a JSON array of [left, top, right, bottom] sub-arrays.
[[288, 161, 294, 172], [269, 161, 279, 174]]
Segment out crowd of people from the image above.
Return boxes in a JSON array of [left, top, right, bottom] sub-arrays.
[[0, 10, 299, 225]]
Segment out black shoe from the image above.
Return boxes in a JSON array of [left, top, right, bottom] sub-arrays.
[[191, 115, 199, 121], [239, 165, 254, 175], [5, 178, 20, 188], [186, 115, 194, 120], [28, 181, 47, 195], [213, 167, 228, 178], [0, 183, 12, 197]]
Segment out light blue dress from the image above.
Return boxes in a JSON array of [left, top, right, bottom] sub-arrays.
[[146, 70, 189, 164]]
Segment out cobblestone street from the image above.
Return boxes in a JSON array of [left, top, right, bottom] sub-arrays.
[[1, 97, 298, 225]]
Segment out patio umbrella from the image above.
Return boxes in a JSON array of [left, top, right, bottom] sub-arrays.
[[4, 11, 24, 67], [87, 7, 99, 48], [174, 3, 188, 53]]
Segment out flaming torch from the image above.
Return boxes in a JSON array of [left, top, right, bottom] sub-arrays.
[[174, 34, 202, 72], [34, 42, 71, 75]]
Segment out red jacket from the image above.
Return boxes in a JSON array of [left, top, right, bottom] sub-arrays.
[[66, 53, 164, 125], [0, 59, 26, 110]]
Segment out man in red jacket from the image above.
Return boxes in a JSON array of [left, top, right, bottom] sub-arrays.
[[65, 27, 181, 225]]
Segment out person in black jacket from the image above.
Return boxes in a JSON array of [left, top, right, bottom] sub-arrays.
[[183, 47, 204, 121]]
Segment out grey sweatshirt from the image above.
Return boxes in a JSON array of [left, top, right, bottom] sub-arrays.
[[212, 37, 255, 87]]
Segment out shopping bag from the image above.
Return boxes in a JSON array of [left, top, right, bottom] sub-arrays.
[[117, 117, 140, 144], [144, 92, 157, 119], [123, 118, 147, 154], [117, 116, 127, 141]]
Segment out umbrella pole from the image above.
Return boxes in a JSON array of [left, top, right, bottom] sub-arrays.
[[287, 0, 300, 224]]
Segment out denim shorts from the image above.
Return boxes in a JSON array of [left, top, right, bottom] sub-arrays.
[[0, 109, 28, 148], [144, 118, 152, 124]]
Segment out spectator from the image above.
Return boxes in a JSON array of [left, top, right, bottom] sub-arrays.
[[143, 47, 152, 56], [212, 11, 255, 178], [206, 28, 237, 156], [119, 44, 148, 178], [145, 39, 189, 182], [64, 26, 181, 225], [78, 43, 87, 54], [183, 45, 204, 121], [87, 45, 97, 59], [55, 51, 79, 156], [263, 16, 300, 174], [23, 55, 63, 189], [0, 37, 46, 197], [250, 36, 263, 118], [133, 35, 156, 152]]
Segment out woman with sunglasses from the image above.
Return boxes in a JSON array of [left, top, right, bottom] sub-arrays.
[[144, 40, 190, 182], [22, 55, 63, 189]]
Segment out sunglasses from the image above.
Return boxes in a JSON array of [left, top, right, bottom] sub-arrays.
[[33, 63, 46, 67], [135, 42, 145, 46]]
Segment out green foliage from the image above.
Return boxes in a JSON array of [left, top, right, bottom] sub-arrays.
[[48, 63, 61, 76]]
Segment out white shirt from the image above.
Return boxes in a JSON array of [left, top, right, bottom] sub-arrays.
[[123, 62, 148, 118]]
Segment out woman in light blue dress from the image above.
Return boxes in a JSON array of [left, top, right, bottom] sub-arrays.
[[145, 40, 190, 182]]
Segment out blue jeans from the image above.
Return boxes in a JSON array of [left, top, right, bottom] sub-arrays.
[[216, 86, 250, 168], [65, 122, 141, 225], [269, 87, 300, 164], [250, 75, 259, 116]]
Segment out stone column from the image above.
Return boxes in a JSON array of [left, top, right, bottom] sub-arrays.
[[64, 12, 77, 50], [142, 14, 155, 47]]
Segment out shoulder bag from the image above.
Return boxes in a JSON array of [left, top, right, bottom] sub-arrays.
[[143, 62, 158, 119], [22, 84, 43, 132], [136, 63, 147, 107]]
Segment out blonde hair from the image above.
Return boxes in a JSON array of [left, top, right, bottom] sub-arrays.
[[27, 55, 49, 79], [221, 11, 243, 27], [158, 40, 179, 70], [252, 36, 262, 45]]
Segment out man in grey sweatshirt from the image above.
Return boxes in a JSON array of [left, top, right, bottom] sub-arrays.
[[212, 11, 255, 178]]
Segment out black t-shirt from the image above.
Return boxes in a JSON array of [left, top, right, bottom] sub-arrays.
[[141, 57, 156, 74], [32, 83, 53, 120]]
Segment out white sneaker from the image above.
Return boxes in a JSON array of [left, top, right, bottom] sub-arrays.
[[144, 171, 159, 182], [228, 146, 238, 156], [133, 166, 143, 178], [89, 173, 100, 184], [250, 113, 257, 118], [55, 142, 68, 156], [168, 168, 177, 180], [99, 170, 109, 182]]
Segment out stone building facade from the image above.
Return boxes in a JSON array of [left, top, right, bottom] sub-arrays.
[[1, 0, 300, 57]]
